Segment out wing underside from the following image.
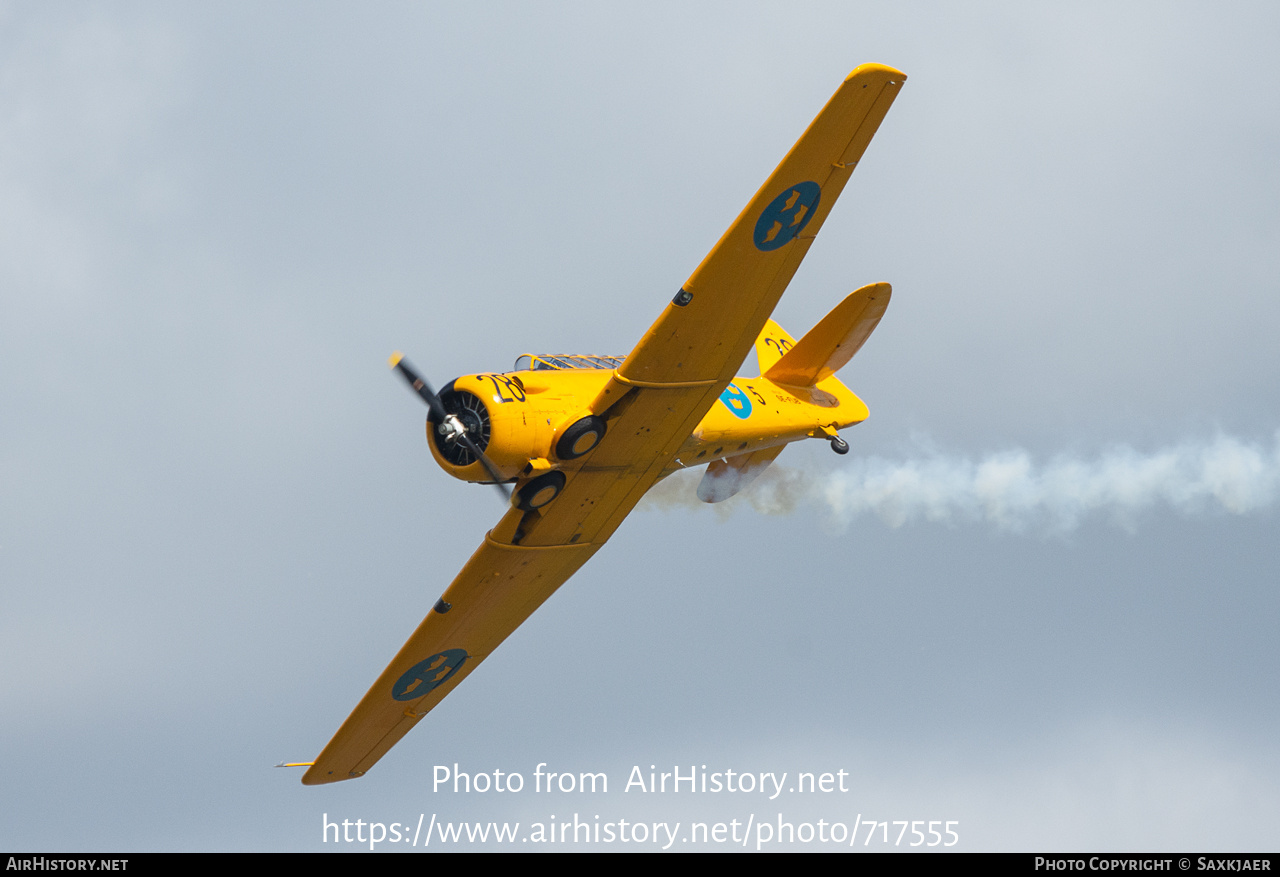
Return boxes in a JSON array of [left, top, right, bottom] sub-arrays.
[[618, 64, 905, 388], [303, 538, 598, 784]]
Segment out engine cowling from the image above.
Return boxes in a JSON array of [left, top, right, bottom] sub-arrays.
[[425, 370, 616, 484]]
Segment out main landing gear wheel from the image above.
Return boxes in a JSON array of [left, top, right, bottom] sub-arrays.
[[514, 470, 567, 511], [829, 435, 850, 455], [555, 415, 606, 460]]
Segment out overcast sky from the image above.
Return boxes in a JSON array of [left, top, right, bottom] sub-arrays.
[[3, 2, 1278, 852]]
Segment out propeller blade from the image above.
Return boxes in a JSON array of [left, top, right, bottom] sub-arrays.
[[388, 352, 448, 422], [458, 433, 513, 501]]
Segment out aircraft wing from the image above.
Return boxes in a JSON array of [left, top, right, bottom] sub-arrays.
[[303, 536, 599, 784], [303, 65, 904, 784], [619, 63, 906, 387], [515, 63, 908, 548]]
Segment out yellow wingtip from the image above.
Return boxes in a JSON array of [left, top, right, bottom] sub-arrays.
[[845, 63, 907, 83], [388, 351, 404, 369]]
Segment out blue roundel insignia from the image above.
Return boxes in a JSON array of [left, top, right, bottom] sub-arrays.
[[392, 649, 468, 701], [752, 181, 821, 251], [718, 383, 753, 419]]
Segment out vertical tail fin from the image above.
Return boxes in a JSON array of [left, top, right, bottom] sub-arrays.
[[754, 319, 798, 375]]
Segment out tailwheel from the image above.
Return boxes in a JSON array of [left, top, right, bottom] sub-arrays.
[[514, 471, 567, 511], [829, 435, 850, 455]]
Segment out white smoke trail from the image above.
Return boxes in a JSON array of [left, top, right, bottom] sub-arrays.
[[642, 433, 1280, 533]]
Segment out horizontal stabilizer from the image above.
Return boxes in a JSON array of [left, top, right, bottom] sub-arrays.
[[697, 445, 785, 503], [764, 282, 891, 387]]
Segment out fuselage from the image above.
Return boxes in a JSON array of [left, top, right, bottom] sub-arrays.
[[426, 358, 869, 486]]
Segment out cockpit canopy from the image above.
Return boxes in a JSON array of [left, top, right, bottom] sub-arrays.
[[513, 354, 626, 371]]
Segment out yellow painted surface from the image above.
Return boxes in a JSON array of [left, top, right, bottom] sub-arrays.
[[766, 282, 892, 386], [307, 65, 905, 784]]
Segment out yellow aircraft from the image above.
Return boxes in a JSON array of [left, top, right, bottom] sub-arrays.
[[302, 64, 906, 785]]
